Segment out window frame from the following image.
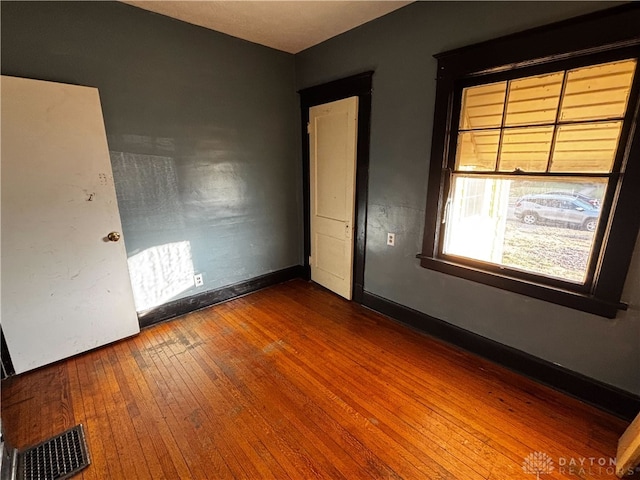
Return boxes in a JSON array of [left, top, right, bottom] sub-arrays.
[[418, 5, 640, 318]]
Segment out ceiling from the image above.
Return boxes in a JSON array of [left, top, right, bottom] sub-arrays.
[[122, 1, 413, 54]]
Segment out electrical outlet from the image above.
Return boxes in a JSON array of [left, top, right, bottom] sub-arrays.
[[194, 273, 204, 287], [387, 233, 395, 246]]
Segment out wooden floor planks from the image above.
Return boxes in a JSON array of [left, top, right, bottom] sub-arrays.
[[1, 279, 636, 479]]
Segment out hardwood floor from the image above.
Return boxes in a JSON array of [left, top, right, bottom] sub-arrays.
[[2, 279, 636, 479]]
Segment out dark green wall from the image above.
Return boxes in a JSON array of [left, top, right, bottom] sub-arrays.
[[1, 1, 301, 311], [295, 1, 640, 395]]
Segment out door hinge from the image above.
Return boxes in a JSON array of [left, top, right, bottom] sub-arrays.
[[309, 256, 313, 266], [307, 122, 311, 135]]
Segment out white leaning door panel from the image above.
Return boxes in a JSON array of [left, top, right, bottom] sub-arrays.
[[1, 75, 140, 374], [309, 97, 358, 299]]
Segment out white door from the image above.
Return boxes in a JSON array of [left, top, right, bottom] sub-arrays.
[[1, 76, 140, 374], [309, 97, 358, 299]]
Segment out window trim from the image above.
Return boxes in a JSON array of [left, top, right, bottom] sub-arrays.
[[418, 4, 640, 318]]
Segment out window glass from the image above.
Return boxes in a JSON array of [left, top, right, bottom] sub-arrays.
[[459, 82, 506, 129], [455, 59, 636, 175], [550, 122, 623, 173], [498, 126, 554, 172], [504, 72, 563, 126], [560, 60, 636, 122], [442, 177, 606, 283], [455, 130, 500, 171]]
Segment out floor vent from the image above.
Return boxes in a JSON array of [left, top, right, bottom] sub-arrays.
[[19, 425, 90, 480]]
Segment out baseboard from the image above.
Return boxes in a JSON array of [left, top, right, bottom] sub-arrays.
[[302, 264, 311, 281], [139, 265, 305, 329], [361, 290, 640, 421]]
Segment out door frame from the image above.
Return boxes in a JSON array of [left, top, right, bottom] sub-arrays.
[[299, 71, 373, 303]]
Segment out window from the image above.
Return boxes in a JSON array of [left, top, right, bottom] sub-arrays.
[[418, 6, 640, 317], [444, 59, 635, 284]]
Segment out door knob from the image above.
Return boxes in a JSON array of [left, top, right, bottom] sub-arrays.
[[107, 231, 121, 242]]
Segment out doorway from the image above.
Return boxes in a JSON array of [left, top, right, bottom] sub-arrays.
[[299, 71, 373, 303]]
